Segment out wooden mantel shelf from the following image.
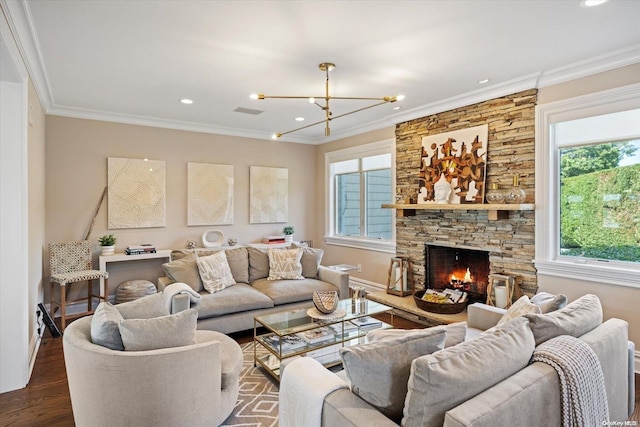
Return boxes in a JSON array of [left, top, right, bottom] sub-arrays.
[[381, 203, 535, 220]]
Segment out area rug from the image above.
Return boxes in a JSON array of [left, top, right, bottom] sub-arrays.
[[222, 342, 280, 427]]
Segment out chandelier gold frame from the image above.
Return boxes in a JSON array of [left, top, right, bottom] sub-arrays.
[[251, 63, 403, 139]]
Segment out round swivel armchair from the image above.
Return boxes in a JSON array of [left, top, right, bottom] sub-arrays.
[[63, 316, 242, 427]]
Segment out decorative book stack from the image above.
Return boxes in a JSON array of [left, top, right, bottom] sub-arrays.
[[125, 244, 157, 255]]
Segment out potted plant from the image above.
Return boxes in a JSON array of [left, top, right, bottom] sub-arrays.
[[282, 226, 295, 243], [98, 234, 117, 256]]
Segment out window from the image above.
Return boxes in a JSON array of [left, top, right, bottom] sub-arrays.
[[325, 140, 395, 253], [535, 83, 640, 288]]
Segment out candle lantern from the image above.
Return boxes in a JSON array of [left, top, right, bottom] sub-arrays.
[[486, 274, 515, 308], [386, 256, 414, 297]]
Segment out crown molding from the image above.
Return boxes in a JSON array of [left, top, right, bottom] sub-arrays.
[[537, 44, 640, 88], [1, 0, 53, 109]]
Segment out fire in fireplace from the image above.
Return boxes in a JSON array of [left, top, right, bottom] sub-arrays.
[[424, 244, 490, 303]]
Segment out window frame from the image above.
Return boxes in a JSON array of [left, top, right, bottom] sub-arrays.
[[324, 139, 396, 253], [535, 82, 640, 289]]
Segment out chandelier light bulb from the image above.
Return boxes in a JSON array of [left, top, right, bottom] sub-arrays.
[[396, 95, 405, 101], [250, 93, 259, 100], [308, 97, 315, 103]]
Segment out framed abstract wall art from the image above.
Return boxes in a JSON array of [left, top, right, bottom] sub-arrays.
[[187, 162, 234, 226], [107, 157, 166, 228], [249, 166, 288, 223], [418, 124, 488, 204]]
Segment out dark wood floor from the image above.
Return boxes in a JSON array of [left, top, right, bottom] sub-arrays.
[[0, 314, 638, 426]]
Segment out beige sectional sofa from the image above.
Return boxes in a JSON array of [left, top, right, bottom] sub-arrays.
[[157, 246, 349, 334], [280, 294, 635, 427]]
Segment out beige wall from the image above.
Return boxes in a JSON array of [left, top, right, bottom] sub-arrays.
[[28, 80, 46, 344], [45, 116, 317, 299], [537, 63, 640, 356], [314, 127, 396, 288]]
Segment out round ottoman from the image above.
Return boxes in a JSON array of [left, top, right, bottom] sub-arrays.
[[115, 280, 157, 304]]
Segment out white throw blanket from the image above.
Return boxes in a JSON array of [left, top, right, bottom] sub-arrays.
[[531, 335, 609, 427], [279, 357, 348, 427], [162, 282, 201, 313]]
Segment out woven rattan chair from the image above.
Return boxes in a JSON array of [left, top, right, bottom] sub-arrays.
[[49, 241, 109, 331]]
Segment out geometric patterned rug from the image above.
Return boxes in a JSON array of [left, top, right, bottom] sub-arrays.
[[221, 342, 280, 427]]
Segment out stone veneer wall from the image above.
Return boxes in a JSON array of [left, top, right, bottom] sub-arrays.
[[395, 89, 538, 295]]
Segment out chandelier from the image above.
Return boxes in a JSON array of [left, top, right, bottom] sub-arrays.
[[250, 62, 404, 139]]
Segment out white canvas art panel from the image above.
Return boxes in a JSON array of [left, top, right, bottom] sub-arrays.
[[418, 124, 488, 204], [188, 163, 234, 226], [108, 157, 166, 228], [250, 166, 288, 223]]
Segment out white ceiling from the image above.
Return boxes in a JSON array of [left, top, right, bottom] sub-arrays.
[[5, 0, 640, 144]]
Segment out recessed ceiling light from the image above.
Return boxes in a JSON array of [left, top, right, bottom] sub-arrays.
[[295, 117, 305, 121], [478, 79, 490, 84], [180, 98, 193, 104], [393, 106, 401, 110], [582, 0, 607, 6]]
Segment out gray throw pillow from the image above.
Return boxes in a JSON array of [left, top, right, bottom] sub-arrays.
[[291, 244, 324, 278], [225, 247, 249, 284], [340, 326, 447, 423], [90, 302, 124, 350], [248, 247, 269, 282], [403, 317, 535, 427], [525, 293, 602, 346], [118, 308, 198, 351], [115, 292, 170, 319], [529, 291, 568, 313], [162, 252, 203, 292]]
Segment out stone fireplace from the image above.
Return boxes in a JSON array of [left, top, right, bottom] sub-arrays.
[[425, 244, 489, 303], [393, 89, 538, 296]]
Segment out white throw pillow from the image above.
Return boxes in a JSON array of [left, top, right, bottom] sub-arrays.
[[267, 248, 304, 280], [196, 251, 236, 293], [497, 295, 541, 326]]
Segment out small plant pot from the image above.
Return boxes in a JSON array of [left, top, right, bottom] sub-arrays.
[[101, 245, 115, 256], [284, 235, 293, 243]]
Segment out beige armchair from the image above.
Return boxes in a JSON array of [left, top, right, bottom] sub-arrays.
[[63, 316, 242, 427]]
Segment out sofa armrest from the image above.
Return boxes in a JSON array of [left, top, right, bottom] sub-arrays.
[[467, 303, 506, 331], [323, 389, 398, 427], [157, 276, 173, 291], [317, 266, 350, 299]]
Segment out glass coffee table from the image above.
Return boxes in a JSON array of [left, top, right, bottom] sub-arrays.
[[254, 298, 393, 381]]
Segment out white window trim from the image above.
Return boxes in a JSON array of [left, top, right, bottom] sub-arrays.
[[324, 139, 396, 253], [535, 82, 640, 289]]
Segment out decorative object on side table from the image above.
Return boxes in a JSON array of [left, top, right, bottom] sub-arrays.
[[98, 234, 116, 256], [186, 240, 197, 250], [282, 225, 295, 243], [227, 237, 238, 246], [202, 229, 224, 247]]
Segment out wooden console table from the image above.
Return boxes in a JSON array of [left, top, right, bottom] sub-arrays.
[[367, 291, 468, 326]]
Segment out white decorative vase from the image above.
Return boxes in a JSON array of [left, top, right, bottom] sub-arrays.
[[284, 235, 293, 243], [433, 173, 452, 204], [101, 245, 115, 256]]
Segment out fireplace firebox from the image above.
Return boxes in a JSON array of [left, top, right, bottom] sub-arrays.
[[424, 244, 489, 303]]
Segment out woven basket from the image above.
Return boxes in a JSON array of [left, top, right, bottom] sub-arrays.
[[413, 289, 467, 314], [312, 290, 339, 314]]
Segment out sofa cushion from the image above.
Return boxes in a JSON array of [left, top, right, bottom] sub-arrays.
[[340, 326, 447, 423], [530, 291, 568, 313], [525, 293, 603, 346], [497, 295, 542, 326], [90, 302, 124, 350], [267, 248, 304, 280], [366, 322, 467, 348], [197, 251, 236, 293], [115, 292, 170, 319], [163, 252, 203, 292], [292, 244, 324, 278], [195, 283, 274, 318], [118, 308, 198, 351], [403, 317, 535, 427], [248, 247, 270, 282], [252, 277, 338, 305]]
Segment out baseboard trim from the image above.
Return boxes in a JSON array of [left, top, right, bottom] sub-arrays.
[[43, 296, 114, 319], [28, 329, 43, 379], [349, 276, 385, 294], [635, 350, 639, 374]]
